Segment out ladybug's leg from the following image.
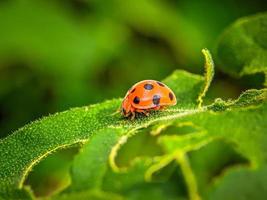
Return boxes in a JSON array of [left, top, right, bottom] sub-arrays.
[[130, 111, 135, 120], [152, 106, 161, 111], [135, 109, 149, 116], [159, 106, 167, 110], [130, 107, 136, 120], [125, 112, 131, 118]]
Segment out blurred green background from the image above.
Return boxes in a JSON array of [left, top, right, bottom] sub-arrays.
[[1, 0, 267, 198], [1, 0, 267, 137]]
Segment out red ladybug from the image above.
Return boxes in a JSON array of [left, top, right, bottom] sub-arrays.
[[121, 80, 177, 119]]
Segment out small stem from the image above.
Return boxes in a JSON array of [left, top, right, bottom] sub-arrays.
[[175, 152, 201, 200]]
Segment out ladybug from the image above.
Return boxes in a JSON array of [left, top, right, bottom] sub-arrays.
[[121, 80, 177, 119]]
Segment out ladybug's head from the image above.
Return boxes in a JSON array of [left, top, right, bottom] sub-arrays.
[[121, 97, 131, 116]]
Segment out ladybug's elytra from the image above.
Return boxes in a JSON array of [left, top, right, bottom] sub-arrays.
[[121, 80, 177, 119]]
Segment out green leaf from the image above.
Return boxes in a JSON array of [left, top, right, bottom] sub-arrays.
[[69, 128, 124, 191], [208, 166, 267, 200], [1, 47, 267, 200], [216, 12, 267, 85], [145, 89, 267, 199], [158, 132, 212, 154], [65, 89, 267, 200], [197, 48, 215, 108], [0, 49, 210, 199], [189, 139, 249, 196], [162, 70, 204, 109]]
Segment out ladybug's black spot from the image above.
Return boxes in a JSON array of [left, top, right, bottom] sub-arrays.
[[131, 88, 136, 93], [169, 92, 174, 101], [153, 95, 161, 105], [144, 83, 154, 90], [157, 81, 165, 87], [133, 96, 140, 104]]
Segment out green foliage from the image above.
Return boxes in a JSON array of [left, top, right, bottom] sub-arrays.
[[69, 128, 123, 191], [216, 12, 267, 85], [1, 10, 267, 200], [208, 166, 267, 200], [197, 49, 214, 108], [1, 43, 267, 200], [0, 63, 206, 199], [1, 0, 266, 137]]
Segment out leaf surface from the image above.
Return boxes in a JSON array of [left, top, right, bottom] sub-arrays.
[[216, 12, 267, 85], [0, 50, 208, 199]]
